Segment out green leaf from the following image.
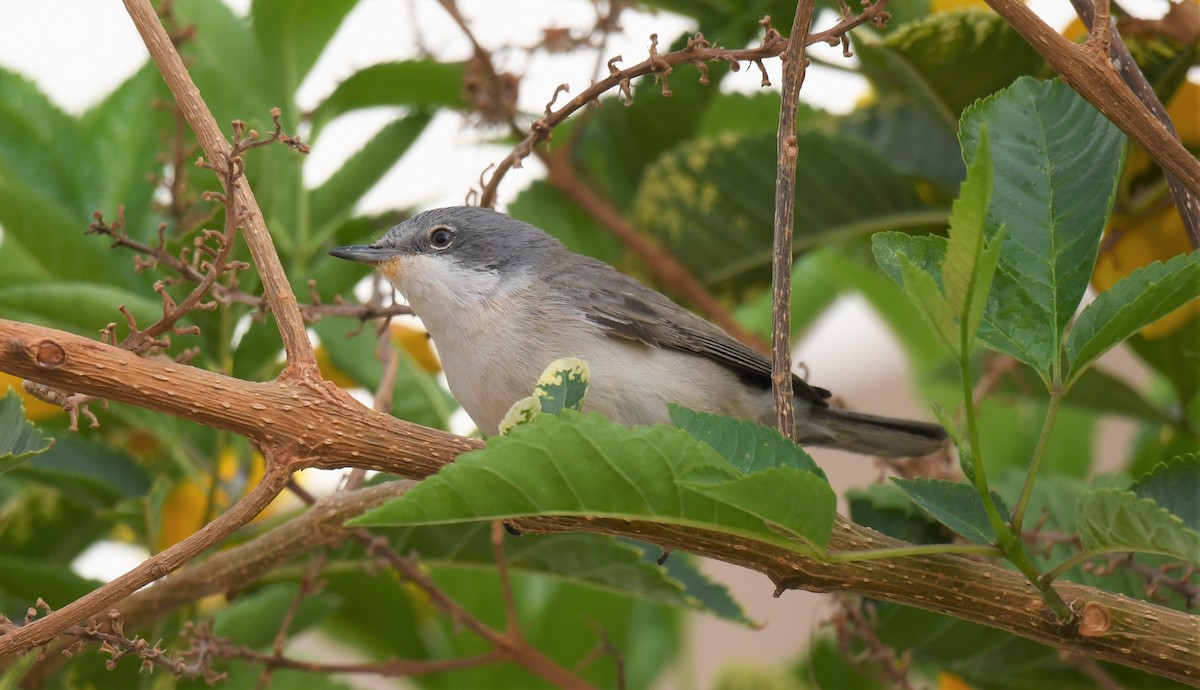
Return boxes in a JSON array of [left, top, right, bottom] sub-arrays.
[[641, 544, 752, 626], [352, 412, 832, 557], [0, 486, 116, 562], [11, 435, 151, 507], [77, 63, 168, 239], [0, 391, 53, 475], [1130, 454, 1200, 533], [898, 253, 959, 356], [668, 404, 824, 478], [892, 478, 1008, 544], [533, 357, 590, 415], [682, 467, 836, 550], [943, 128, 1002, 346], [630, 131, 933, 294], [309, 112, 432, 246], [960, 78, 1125, 379], [0, 68, 85, 216], [695, 91, 784, 138], [0, 283, 162, 335], [872, 231, 946, 286], [0, 554, 100, 609], [385, 523, 752, 625], [841, 99, 964, 193], [309, 61, 468, 134], [174, 0, 275, 126], [1066, 250, 1200, 385], [857, 10, 1045, 121], [848, 484, 947, 545], [251, 0, 356, 113], [572, 65, 721, 210], [1075, 488, 1200, 565]]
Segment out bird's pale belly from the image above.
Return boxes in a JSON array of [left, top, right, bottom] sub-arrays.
[[441, 330, 772, 436]]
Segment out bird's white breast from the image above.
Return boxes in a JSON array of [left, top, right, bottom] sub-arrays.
[[380, 254, 769, 435]]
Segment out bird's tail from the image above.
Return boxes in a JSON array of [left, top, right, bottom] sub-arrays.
[[803, 407, 947, 457]]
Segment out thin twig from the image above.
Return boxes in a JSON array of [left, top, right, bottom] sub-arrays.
[[769, 0, 822, 439]]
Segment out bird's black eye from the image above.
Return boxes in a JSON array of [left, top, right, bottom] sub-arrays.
[[428, 226, 454, 250]]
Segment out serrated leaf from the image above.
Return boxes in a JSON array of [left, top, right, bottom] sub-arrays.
[[352, 412, 832, 557], [1075, 488, 1200, 564], [630, 130, 933, 294], [960, 78, 1125, 379], [0, 390, 53, 475], [898, 253, 959, 355], [893, 478, 1009, 544], [943, 129, 992, 315], [639, 542, 752, 626], [309, 61, 468, 134], [534, 357, 589, 415], [848, 484, 947, 545], [857, 10, 1045, 120], [681, 467, 836, 550], [943, 128, 1004, 348], [668, 404, 824, 478], [873, 231, 947, 286], [1066, 251, 1200, 385], [386, 523, 752, 625], [1130, 454, 1200, 533]]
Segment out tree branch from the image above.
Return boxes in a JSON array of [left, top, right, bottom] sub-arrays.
[[0, 319, 1196, 684], [1066, 0, 1200, 248], [770, 0, 821, 439], [984, 0, 1200, 210]]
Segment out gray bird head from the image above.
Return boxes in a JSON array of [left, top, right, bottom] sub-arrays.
[[329, 206, 567, 315]]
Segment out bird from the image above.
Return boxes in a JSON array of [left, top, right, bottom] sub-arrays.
[[330, 206, 946, 457]]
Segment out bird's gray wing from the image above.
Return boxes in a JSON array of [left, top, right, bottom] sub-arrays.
[[557, 258, 830, 406]]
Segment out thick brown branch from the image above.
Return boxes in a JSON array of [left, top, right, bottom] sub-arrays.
[[0, 319, 1196, 683], [1066, 0, 1200, 248], [984, 0, 1200, 202]]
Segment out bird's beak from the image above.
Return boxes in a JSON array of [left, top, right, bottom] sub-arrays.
[[328, 245, 400, 265]]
